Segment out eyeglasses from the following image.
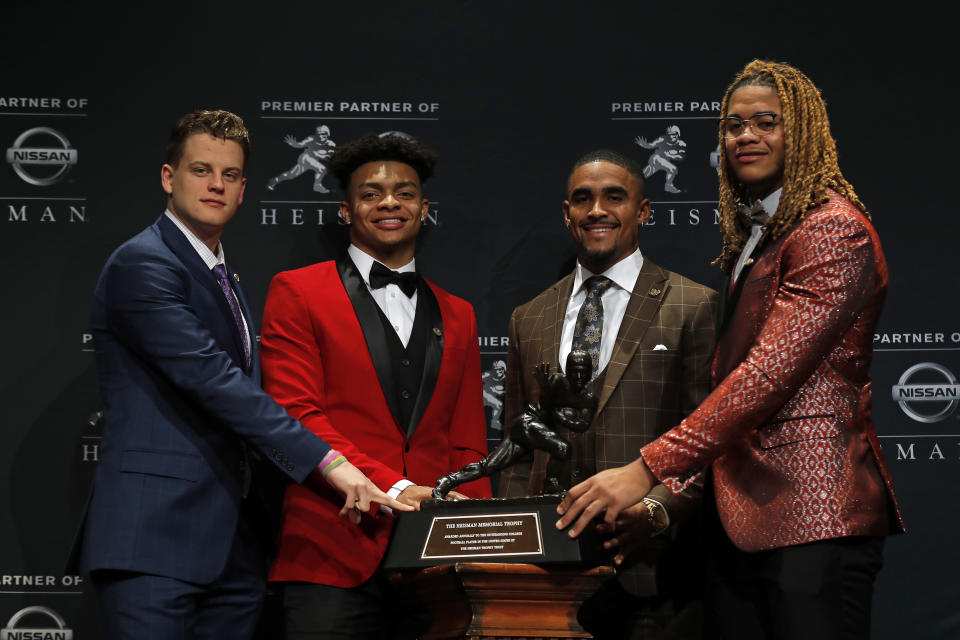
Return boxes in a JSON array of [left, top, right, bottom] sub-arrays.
[[718, 112, 779, 139]]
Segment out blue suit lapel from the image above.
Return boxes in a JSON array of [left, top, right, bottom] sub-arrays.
[[155, 215, 251, 374]]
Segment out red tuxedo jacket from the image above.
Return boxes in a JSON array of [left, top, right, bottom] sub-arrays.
[[642, 192, 905, 552], [261, 258, 490, 587]]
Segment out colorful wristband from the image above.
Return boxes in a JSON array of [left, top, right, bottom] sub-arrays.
[[321, 455, 347, 478], [319, 449, 342, 470]]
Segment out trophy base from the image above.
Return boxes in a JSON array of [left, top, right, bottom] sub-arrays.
[[382, 495, 609, 571]]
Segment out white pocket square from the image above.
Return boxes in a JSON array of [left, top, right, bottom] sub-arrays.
[[653, 344, 668, 351]]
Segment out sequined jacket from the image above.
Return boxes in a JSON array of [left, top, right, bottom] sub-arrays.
[[641, 191, 905, 552]]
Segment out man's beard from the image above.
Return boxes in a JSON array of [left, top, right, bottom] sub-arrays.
[[580, 247, 615, 270]]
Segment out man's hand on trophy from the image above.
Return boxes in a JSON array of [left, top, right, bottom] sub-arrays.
[[594, 503, 654, 566], [324, 460, 414, 524], [555, 457, 656, 537], [400, 485, 466, 510]]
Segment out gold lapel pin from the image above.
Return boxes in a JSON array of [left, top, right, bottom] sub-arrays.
[[433, 327, 442, 337], [648, 287, 661, 297], [233, 273, 240, 282], [744, 258, 755, 266]]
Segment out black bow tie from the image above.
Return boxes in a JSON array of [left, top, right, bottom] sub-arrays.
[[738, 200, 768, 225], [369, 261, 419, 297]]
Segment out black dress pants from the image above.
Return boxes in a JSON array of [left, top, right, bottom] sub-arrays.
[[282, 573, 427, 640], [704, 522, 885, 640]]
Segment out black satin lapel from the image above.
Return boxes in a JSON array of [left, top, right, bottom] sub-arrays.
[[596, 260, 668, 415], [336, 256, 403, 432], [407, 280, 443, 437], [157, 215, 247, 369], [715, 271, 734, 339]]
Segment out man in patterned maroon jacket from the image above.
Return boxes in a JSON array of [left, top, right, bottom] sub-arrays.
[[557, 60, 904, 639]]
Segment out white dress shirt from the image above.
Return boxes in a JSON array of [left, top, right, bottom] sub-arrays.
[[559, 249, 644, 376], [348, 244, 418, 348]]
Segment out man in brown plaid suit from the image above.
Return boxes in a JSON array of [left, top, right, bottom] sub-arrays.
[[497, 149, 717, 639]]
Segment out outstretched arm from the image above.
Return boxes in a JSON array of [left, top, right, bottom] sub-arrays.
[[101, 245, 330, 483], [284, 134, 308, 148], [641, 209, 878, 493]]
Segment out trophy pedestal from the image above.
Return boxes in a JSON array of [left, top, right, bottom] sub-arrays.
[[392, 562, 614, 639]]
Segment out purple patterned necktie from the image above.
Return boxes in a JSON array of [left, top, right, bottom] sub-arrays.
[[572, 276, 614, 377], [212, 264, 251, 370]]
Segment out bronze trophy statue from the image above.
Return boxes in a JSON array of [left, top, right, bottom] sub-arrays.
[[382, 350, 605, 571], [433, 350, 598, 499]]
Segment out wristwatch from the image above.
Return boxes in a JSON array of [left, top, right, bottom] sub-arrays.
[[641, 498, 668, 534]]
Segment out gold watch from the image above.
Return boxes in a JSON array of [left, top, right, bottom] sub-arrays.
[[641, 498, 668, 534]]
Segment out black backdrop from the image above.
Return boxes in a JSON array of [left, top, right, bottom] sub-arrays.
[[2, 3, 957, 637]]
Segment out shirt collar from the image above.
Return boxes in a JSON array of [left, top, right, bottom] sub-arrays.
[[572, 248, 643, 296], [738, 187, 782, 225], [164, 209, 225, 270], [348, 244, 416, 284]]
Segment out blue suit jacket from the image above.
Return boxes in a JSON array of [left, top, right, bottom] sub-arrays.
[[73, 214, 330, 584]]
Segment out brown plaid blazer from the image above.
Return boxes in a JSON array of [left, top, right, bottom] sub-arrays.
[[497, 257, 717, 596]]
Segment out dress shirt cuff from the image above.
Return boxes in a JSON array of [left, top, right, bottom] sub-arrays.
[[380, 479, 415, 515]]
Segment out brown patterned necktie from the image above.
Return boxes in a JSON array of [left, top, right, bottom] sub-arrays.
[[572, 276, 614, 376]]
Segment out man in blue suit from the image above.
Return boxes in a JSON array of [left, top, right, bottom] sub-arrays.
[[71, 110, 407, 639]]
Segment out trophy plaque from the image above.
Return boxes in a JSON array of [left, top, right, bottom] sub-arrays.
[[382, 494, 608, 571]]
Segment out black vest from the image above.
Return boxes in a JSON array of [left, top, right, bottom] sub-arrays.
[[335, 256, 445, 439], [376, 290, 430, 432]]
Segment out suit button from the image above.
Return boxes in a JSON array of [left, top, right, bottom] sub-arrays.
[[401, 359, 411, 366], [404, 443, 411, 453], [401, 390, 410, 399]]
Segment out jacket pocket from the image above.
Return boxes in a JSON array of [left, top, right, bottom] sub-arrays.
[[120, 448, 202, 482], [757, 415, 841, 450]]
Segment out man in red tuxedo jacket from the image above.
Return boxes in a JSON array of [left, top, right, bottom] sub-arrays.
[[260, 133, 491, 639], [557, 60, 904, 639]]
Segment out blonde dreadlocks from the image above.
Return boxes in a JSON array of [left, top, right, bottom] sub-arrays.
[[715, 60, 868, 272]]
